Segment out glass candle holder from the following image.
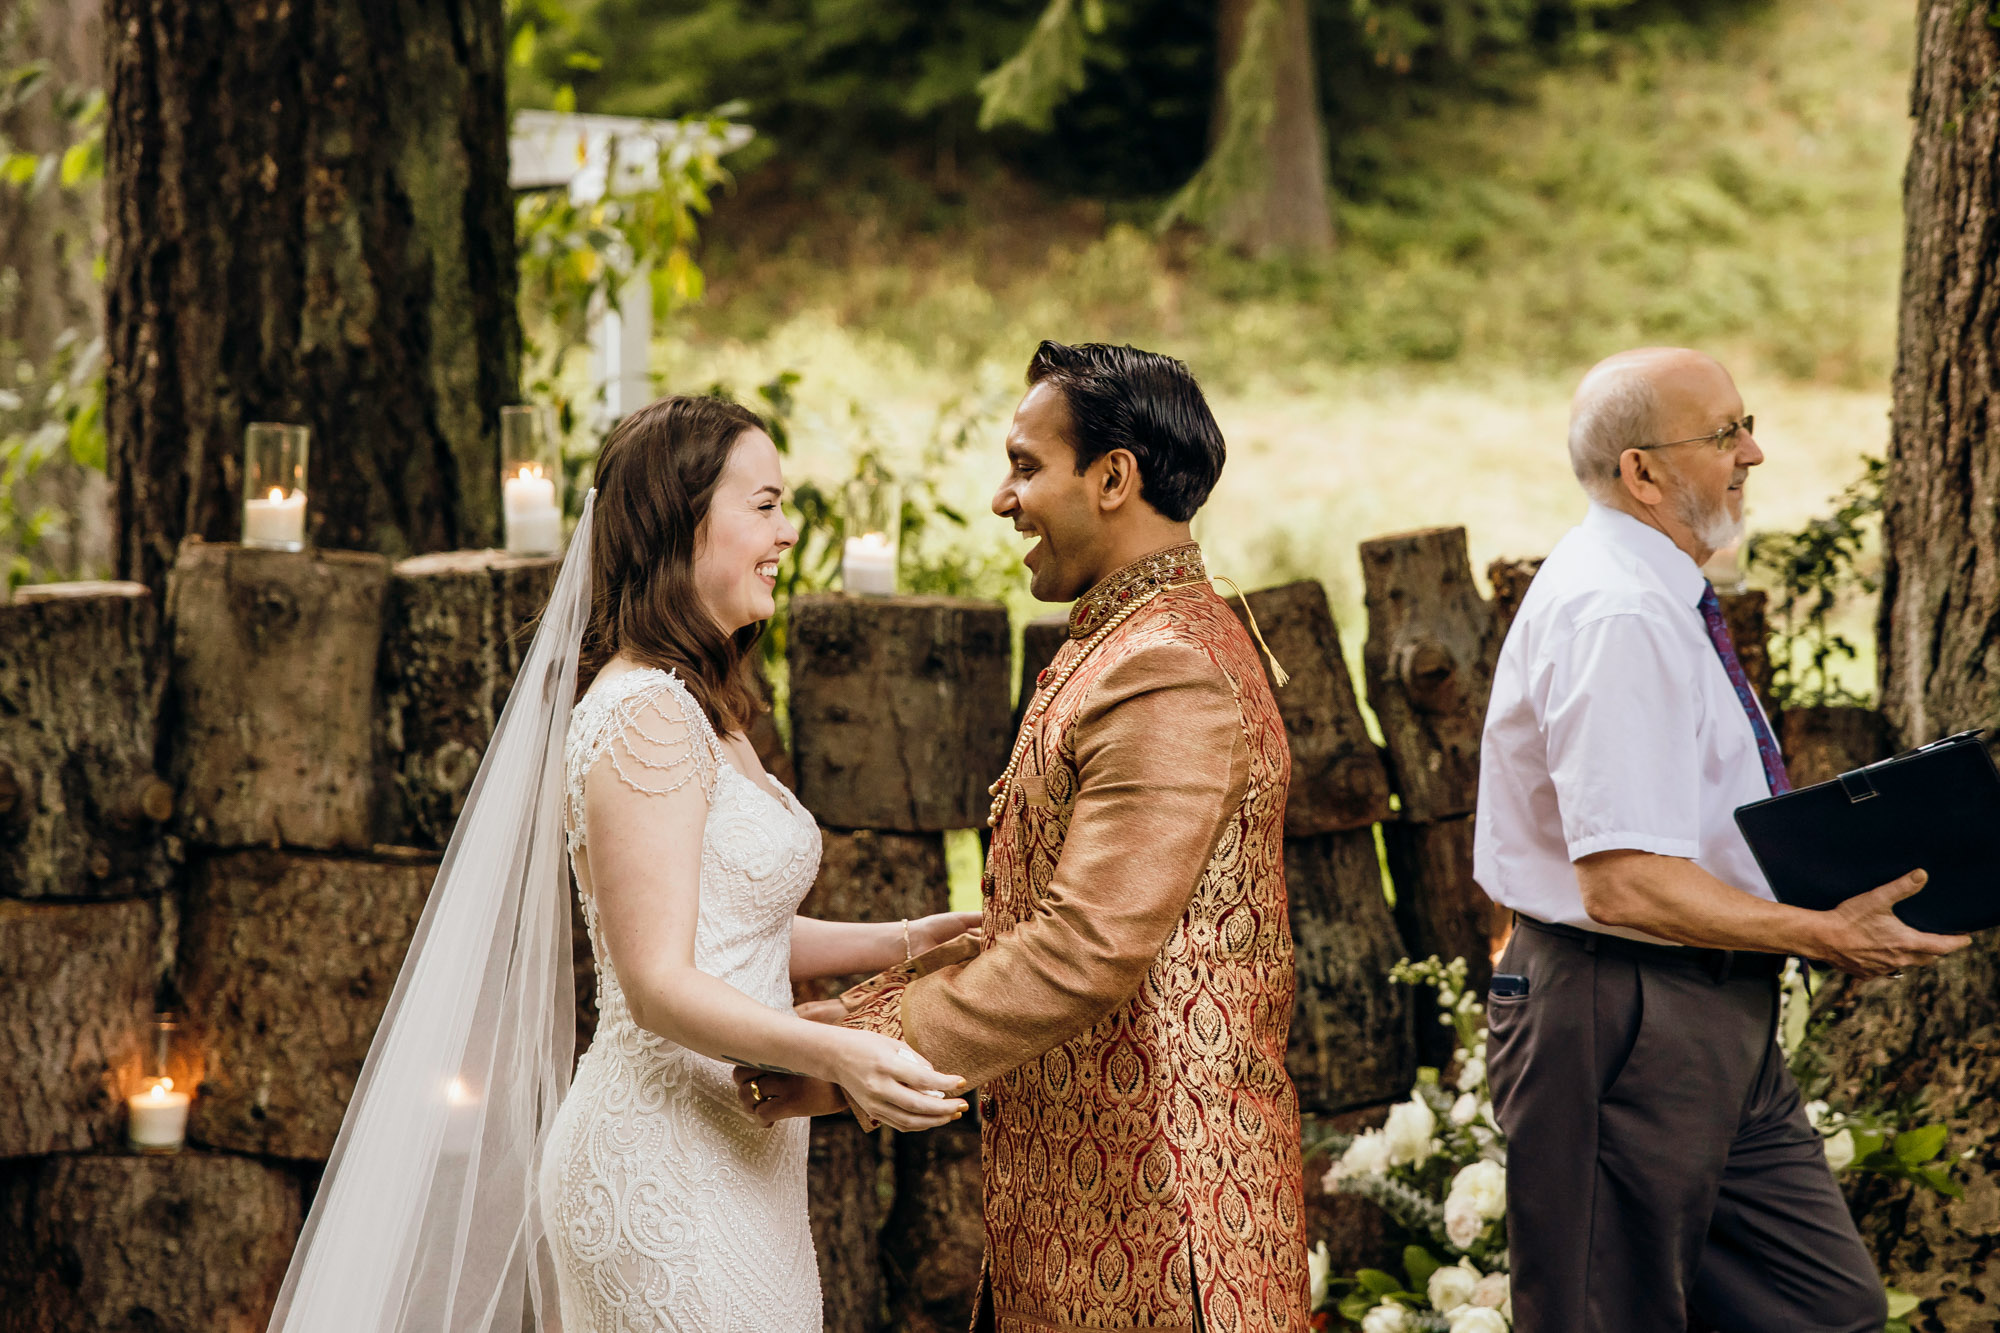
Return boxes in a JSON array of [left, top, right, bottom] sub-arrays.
[[501, 405, 563, 556], [840, 479, 901, 596], [127, 1012, 190, 1152], [242, 423, 311, 551]]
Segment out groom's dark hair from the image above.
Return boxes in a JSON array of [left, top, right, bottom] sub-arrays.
[[1026, 340, 1225, 523]]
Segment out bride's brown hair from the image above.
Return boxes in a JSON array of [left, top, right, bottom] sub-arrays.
[[576, 394, 770, 734]]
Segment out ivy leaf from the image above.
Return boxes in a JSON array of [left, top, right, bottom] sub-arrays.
[[1893, 1124, 1949, 1166]]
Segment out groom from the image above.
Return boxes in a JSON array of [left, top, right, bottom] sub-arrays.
[[745, 341, 1308, 1333]]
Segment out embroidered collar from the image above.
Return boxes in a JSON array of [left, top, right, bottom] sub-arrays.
[[1067, 542, 1206, 639]]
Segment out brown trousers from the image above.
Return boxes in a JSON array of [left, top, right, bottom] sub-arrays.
[[1487, 917, 1886, 1333]]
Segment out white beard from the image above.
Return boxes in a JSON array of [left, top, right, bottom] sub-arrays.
[[1675, 488, 1744, 554]]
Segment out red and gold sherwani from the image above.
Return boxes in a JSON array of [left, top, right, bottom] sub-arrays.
[[842, 542, 1308, 1333]]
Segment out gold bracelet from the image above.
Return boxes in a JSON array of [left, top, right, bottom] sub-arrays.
[[902, 918, 913, 963]]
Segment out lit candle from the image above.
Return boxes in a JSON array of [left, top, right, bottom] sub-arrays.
[[127, 1077, 191, 1151], [243, 486, 307, 550], [842, 531, 897, 595], [503, 465, 562, 555]]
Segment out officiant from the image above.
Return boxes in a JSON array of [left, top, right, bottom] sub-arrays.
[[1473, 347, 1969, 1333]]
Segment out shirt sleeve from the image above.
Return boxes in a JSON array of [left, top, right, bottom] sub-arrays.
[[1542, 609, 1704, 862], [840, 638, 1250, 1093]]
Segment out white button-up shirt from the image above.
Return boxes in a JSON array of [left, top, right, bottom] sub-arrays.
[[1474, 503, 1776, 943]]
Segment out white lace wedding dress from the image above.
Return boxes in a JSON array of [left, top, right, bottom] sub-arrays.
[[539, 666, 824, 1331]]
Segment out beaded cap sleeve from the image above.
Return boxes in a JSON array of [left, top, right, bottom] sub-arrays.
[[564, 667, 722, 853]]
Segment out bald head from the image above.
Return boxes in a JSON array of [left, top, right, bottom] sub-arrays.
[[1568, 348, 1737, 501]]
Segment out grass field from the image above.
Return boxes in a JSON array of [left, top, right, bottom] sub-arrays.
[[649, 0, 1905, 698]]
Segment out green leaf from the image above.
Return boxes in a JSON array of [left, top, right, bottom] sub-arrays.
[[1893, 1124, 1949, 1166], [1915, 1166, 1964, 1200], [1337, 1290, 1376, 1322], [1403, 1245, 1442, 1291], [553, 84, 576, 114], [1885, 1288, 1920, 1319], [509, 23, 538, 68], [1356, 1269, 1403, 1297], [58, 141, 96, 189], [564, 51, 603, 71]]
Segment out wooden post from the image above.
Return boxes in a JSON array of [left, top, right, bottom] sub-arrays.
[[1780, 706, 1889, 789], [810, 1119, 886, 1333], [1016, 612, 1069, 733], [379, 549, 561, 848], [0, 582, 176, 899], [0, 1153, 301, 1330], [0, 898, 174, 1158], [1486, 557, 1543, 639], [178, 849, 437, 1160], [165, 542, 391, 851], [1360, 529, 1505, 994], [797, 831, 950, 1003], [789, 594, 1012, 832], [882, 1120, 985, 1333]]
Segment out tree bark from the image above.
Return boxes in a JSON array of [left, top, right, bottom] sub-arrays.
[[788, 595, 1013, 832], [809, 1119, 886, 1333], [178, 848, 437, 1160], [1231, 580, 1392, 836], [164, 541, 389, 851], [0, 896, 174, 1158], [1779, 705, 1888, 790], [1879, 0, 2000, 750], [1211, 0, 1335, 255], [103, 0, 519, 590], [883, 1118, 984, 1333], [0, 582, 176, 899], [0, 1152, 302, 1333]]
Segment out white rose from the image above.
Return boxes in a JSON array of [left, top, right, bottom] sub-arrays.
[[1444, 1195, 1485, 1249], [1456, 1058, 1487, 1092], [1470, 1272, 1509, 1310], [1449, 1159, 1508, 1220], [1336, 1131, 1392, 1181], [1427, 1261, 1480, 1313], [1308, 1241, 1331, 1310], [1449, 1306, 1510, 1333], [1824, 1127, 1856, 1172], [1383, 1096, 1438, 1167], [1804, 1099, 1831, 1129], [1450, 1092, 1480, 1125], [1361, 1302, 1409, 1333]]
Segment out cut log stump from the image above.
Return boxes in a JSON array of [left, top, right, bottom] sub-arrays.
[[1781, 704, 1889, 790], [1486, 557, 1544, 639], [1232, 580, 1393, 836], [1284, 830, 1415, 1113], [796, 830, 950, 1003], [1360, 528, 1497, 825], [1384, 815, 1502, 1007], [179, 848, 437, 1159], [0, 1151, 301, 1333], [0, 582, 176, 899], [810, 1118, 886, 1333], [884, 1117, 984, 1332], [1717, 588, 1776, 722], [0, 897, 174, 1157], [379, 549, 559, 848], [165, 542, 390, 851], [1016, 612, 1069, 733], [789, 595, 1012, 832]]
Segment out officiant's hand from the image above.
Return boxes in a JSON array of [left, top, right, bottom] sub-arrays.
[[732, 1068, 846, 1124], [1816, 868, 1969, 978]]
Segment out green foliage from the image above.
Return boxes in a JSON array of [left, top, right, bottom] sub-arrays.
[[1745, 457, 1884, 709], [1, 6, 108, 590], [977, 0, 1108, 133], [1158, 0, 1283, 236]]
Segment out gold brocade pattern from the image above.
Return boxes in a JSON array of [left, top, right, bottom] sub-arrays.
[[1065, 542, 1206, 639], [986, 583, 1305, 1333]]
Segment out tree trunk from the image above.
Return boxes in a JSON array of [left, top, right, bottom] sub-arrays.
[[1879, 0, 2000, 750], [1210, 0, 1335, 255], [102, 0, 519, 591]]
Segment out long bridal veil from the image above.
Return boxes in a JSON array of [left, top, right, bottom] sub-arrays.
[[268, 493, 597, 1333]]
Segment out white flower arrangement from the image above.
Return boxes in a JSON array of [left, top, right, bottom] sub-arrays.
[[1310, 955, 1953, 1330]]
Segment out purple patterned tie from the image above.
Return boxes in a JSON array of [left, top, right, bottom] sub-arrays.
[[1698, 582, 1791, 795]]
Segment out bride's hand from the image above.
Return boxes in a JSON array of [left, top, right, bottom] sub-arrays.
[[908, 911, 983, 955], [821, 1029, 966, 1131]]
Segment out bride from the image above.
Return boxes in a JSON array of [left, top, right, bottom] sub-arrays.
[[266, 395, 973, 1333]]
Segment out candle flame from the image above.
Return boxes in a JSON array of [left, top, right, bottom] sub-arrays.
[[148, 1078, 174, 1100], [267, 487, 285, 503], [855, 531, 892, 551], [511, 464, 545, 483]]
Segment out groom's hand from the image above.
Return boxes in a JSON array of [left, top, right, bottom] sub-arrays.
[[732, 1068, 846, 1126], [793, 997, 848, 1024]]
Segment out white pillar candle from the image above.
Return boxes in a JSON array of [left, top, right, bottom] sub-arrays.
[[243, 487, 307, 549], [127, 1078, 191, 1151], [842, 532, 897, 595], [503, 467, 563, 555]]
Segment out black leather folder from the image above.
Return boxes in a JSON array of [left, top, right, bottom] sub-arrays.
[[1735, 729, 2000, 936]]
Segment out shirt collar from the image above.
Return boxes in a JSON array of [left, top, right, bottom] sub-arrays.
[[1580, 503, 1709, 607], [1067, 541, 1206, 638]]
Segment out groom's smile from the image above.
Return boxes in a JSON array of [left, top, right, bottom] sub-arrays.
[[993, 380, 1113, 603]]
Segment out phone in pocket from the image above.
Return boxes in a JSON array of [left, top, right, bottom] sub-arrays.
[[1489, 973, 1530, 998]]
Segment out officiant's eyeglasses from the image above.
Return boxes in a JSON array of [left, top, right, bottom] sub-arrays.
[[1636, 415, 1755, 454]]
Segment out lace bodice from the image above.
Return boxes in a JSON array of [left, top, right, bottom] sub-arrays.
[[539, 666, 823, 1331]]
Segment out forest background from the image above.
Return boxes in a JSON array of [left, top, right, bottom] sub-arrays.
[[3, 0, 1902, 708]]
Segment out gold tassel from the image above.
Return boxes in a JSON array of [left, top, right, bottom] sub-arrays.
[[1210, 574, 1291, 688]]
